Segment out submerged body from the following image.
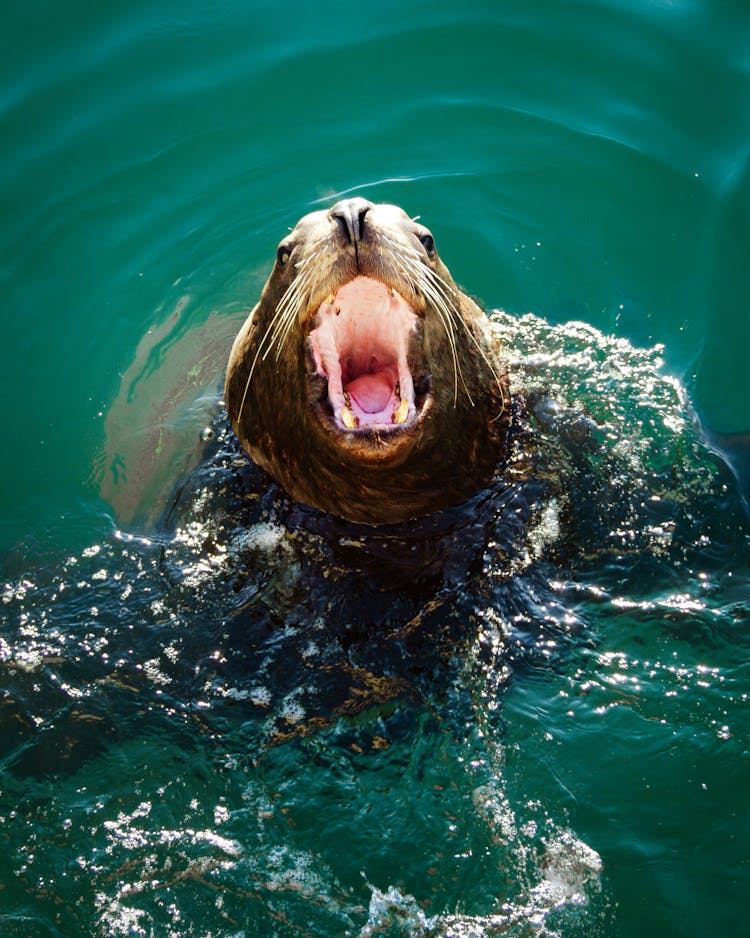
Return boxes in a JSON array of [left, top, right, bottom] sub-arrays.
[[224, 199, 510, 524]]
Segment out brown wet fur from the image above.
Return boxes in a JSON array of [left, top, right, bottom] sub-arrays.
[[224, 198, 510, 525]]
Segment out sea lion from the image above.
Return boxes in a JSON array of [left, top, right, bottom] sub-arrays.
[[224, 198, 510, 525]]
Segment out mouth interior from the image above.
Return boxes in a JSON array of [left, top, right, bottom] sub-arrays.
[[307, 276, 421, 431]]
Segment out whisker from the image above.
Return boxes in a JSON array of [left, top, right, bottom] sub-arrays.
[[426, 267, 508, 419], [237, 255, 322, 422], [418, 271, 469, 406], [261, 242, 324, 361], [266, 267, 316, 361], [384, 239, 468, 408]]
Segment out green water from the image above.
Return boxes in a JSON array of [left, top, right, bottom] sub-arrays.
[[2, 1, 750, 936]]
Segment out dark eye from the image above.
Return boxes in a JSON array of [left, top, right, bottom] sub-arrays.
[[277, 245, 291, 266], [419, 233, 435, 258]]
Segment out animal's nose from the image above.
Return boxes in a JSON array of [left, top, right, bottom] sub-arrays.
[[329, 197, 373, 244]]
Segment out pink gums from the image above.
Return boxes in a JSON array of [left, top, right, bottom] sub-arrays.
[[309, 277, 419, 429]]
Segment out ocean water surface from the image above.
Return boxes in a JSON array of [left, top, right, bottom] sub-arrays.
[[2, 2, 749, 936]]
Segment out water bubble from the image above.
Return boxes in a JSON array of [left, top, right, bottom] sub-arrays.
[[200, 427, 215, 442], [214, 805, 229, 825]]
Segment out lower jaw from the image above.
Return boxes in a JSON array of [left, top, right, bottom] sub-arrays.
[[307, 371, 432, 437], [310, 403, 429, 461]]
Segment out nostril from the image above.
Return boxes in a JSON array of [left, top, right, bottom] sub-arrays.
[[330, 198, 372, 244], [357, 207, 369, 240], [333, 213, 353, 244]]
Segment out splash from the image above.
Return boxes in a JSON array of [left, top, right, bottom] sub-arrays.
[[2, 312, 748, 937]]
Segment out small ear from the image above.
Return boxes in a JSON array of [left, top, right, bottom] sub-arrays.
[[249, 301, 262, 327], [457, 291, 485, 324], [225, 301, 262, 411]]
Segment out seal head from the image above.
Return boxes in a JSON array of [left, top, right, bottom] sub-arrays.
[[225, 198, 510, 525]]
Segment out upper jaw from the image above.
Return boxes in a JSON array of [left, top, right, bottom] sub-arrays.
[[304, 276, 432, 437]]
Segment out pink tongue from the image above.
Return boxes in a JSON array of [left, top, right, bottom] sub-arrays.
[[346, 373, 393, 414]]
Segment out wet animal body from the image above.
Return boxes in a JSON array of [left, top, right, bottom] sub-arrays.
[[225, 199, 510, 524]]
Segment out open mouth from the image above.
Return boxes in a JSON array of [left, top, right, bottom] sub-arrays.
[[306, 276, 431, 433]]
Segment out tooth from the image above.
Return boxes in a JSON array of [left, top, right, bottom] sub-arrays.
[[341, 406, 359, 429], [392, 398, 409, 425]]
